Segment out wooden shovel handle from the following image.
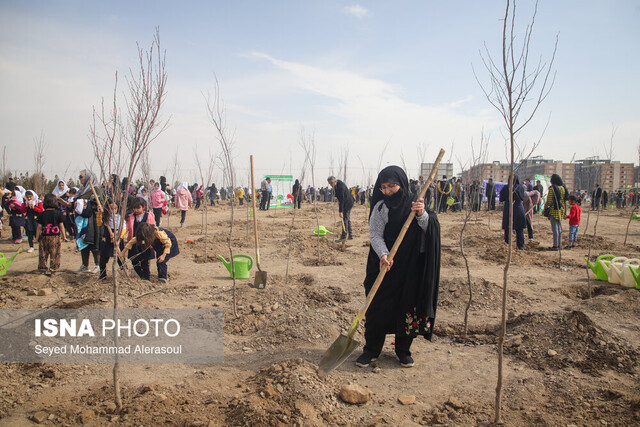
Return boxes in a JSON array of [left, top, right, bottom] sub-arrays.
[[250, 155, 262, 268], [348, 149, 445, 337], [88, 181, 103, 211]]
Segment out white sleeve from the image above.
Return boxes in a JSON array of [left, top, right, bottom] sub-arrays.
[[416, 210, 429, 231], [369, 201, 390, 258], [74, 199, 85, 215]]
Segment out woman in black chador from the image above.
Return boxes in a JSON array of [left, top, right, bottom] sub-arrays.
[[356, 166, 441, 368]]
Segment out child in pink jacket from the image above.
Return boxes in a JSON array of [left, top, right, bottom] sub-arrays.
[[149, 182, 166, 227], [174, 182, 192, 228]]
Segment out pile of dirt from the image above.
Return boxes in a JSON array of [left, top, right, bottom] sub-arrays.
[[554, 283, 623, 301], [438, 278, 533, 314], [223, 275, 355, 351], [505, 310, 638, 375], [225, 358, 343, 426], [277, 233, 339, 259], [0, 363, 80, 419], [40, 381, 227, 426]]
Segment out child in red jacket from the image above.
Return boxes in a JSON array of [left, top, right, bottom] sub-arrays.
[[565, 195, 581, 249], [22, 190, 44, 253]]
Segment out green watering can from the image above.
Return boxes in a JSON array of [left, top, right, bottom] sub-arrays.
[[313, 225, 334, 236], [217, 254, 254, 279], [0, 248, 23, 276], [628, 265, 640, 290], [585, 254, 615, 281]]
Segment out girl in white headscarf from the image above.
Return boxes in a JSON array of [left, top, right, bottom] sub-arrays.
[[52, 180, 69, 198], [4, 188, 25, 243], [137, 186, 149, 209], [22, 190, 43, 252]]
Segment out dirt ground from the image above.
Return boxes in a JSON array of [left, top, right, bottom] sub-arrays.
[[1, 201, 639, 426]]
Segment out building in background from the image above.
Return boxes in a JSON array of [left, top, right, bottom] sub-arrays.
[[460, 156, 633, 193], [420, 162, 453, 180], [463, 161, 511, 184]]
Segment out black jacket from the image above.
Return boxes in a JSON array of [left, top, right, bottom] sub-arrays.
[[334, 180, 353, 213]]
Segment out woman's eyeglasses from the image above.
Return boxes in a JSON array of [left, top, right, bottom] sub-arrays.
[[380, 184, 398, 192]]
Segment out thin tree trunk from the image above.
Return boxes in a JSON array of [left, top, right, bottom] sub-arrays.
[[624, 206, 637, 246], [461, 214, 473, 338]]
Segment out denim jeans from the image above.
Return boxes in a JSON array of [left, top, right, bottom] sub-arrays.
[[569, 224, 579, 243], [550, 217, 562, 247]]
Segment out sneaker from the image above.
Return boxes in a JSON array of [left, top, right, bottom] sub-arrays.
[[564, 244, 573, 250], [399, 354, 414, 368], [27, 247, 34, 253], [92, 266, 101, 274], [334, 236, 346, 243], [75, 265, 89, 273], [529, 238, 534, 242], [13, 238, 22, 244], [355, 352, 378, 368], [159, 277, 168, 284], [347, 236, 354, 240]]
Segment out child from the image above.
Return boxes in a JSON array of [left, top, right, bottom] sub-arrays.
[[149, 182, 165, 227], [98, 200, 124, 280], [74, 196, 101, 273], [174, 182, 192, 227], [121, 222, 179, 283], [565, 194, 581, 249], [124, 197, 155, 278], [4, 190, 25, 243], [36, 194, 68, 275], [22, 190, 44, 253]]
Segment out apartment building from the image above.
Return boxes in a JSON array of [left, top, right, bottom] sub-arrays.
[[461, 156, 633, 192], [463, 161, 511, 183]]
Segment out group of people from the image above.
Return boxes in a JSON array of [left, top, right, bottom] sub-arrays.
[[499, 173, 581, 251], [1, 171, 181, 282]]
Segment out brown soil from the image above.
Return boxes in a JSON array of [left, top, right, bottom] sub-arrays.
[[1, 203, 639, 426]]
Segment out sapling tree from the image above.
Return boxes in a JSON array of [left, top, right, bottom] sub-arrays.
[[299, 126, 321, 263], [204, 76, 239, 318], [89, 29, 168, 412], [475, 0, 557, 422], [194, 145, 215, 257], [457, 133, 488, 338], [33, 131, 47, 195], [285, 158, 307, 282]]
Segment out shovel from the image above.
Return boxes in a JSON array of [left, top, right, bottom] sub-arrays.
[[318, 148, 445, 377], [249, 155, 267, 289]]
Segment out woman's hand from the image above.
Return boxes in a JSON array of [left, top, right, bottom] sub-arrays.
[[380, 254, 393, 272], [411, 198, 425, 216]]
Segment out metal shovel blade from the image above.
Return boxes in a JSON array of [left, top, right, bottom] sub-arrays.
[[250, 270, 267, 289], [317, 334, 361, 377]]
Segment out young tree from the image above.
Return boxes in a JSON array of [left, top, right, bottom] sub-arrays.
[[204, 76, 239, 317], [89, 29, 168, 412], [299, 126, 321, 263], [194, 145, 215, 257], [475, 0, 557, 422], [458, 133, 489, 338], [33, 131, 47, 195]]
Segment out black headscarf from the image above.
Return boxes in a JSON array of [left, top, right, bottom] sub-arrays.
[[369, 166, 413, 216], [550, 173, 568, 207]]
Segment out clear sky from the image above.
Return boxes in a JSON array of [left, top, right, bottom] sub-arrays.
[[1, 0, 639, 186]]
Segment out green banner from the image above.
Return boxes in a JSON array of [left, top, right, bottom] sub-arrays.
[[264, 175, 293, 182]]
